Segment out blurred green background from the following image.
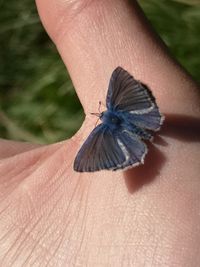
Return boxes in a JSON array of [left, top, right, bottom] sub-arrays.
[[0, 0, 199, 144]]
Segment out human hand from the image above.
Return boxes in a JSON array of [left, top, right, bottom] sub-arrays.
[[0, 0, 200, 266]]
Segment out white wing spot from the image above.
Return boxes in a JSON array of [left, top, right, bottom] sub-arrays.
[[130, 103, 155, 114], [116, 138, 130, 167]]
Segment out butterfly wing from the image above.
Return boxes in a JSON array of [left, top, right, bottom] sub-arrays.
[[74, 123, 148, 172], [106, 67, 155, 114], [74, 124, 127, 172], [106, 66, 164, 131], [124, 106, 164, 131], [113, 129, 147, 170]]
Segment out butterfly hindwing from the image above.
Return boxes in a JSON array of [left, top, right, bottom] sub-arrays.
[[124, 106, 164, 131], [113, 129, 147, 170], [106, 67, 155, 114]]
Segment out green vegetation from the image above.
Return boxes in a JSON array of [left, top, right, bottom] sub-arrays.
[[0, 0, 199, 144]]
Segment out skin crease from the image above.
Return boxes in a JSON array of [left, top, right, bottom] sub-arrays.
[[0, 0, 200, 266]]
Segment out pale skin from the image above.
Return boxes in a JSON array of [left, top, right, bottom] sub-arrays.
[[0, 0, 200, 266]]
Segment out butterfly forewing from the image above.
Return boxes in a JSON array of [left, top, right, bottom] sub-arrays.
[[74, 124, 126, 172], [106, 67, 155, 113], [74, 125, 148, 172]]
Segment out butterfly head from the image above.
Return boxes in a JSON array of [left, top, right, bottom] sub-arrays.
[[101, 110, 122, 126]]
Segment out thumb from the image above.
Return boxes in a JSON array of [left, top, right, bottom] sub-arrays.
[[35, 0, 200, 117]]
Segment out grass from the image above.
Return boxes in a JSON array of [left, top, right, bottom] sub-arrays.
[[0, 0, 199, 144]]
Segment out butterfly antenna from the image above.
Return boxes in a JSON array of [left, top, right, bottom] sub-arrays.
[[90, 112, 101, 117], [90, 112, 100, 126], [98, 101, 102, 113]]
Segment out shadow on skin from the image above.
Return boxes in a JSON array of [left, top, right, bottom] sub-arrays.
[[124, 143, 166, 194], [161, 114, 200, 143], [124, 114, 200, 193]]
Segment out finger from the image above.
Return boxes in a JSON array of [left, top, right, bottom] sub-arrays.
[[35, 0, 200, 116]]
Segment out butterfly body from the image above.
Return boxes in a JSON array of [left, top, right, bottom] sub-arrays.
[[74, 67, 164, 172], [100, 110, 122, 130]]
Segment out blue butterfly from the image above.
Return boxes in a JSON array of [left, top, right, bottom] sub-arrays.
[[74, 66, 164, 172]]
